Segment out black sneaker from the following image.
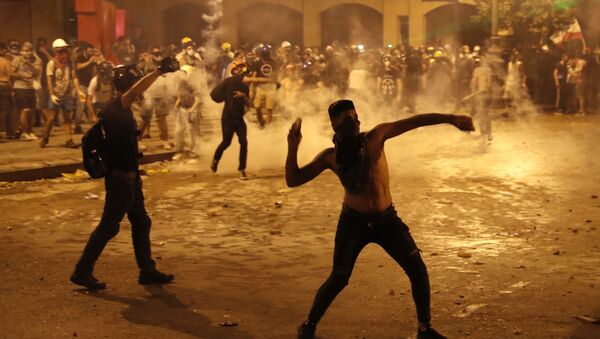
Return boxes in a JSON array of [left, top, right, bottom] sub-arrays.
[[210, 159, 218, 173], [70, 272, 107, 290], [297, 321, 316, 339], [417, 326, 447, 339], [65, 139, 79, 148], [39, 136, 49, 148], [138, 269, 174, 285]]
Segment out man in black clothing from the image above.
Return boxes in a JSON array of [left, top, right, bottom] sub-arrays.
[[287, 100, 474, 339], [210, 60, 251, 179], [70, 58, 178, 290]]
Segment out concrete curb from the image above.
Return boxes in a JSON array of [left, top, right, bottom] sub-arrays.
[[0, 152, 175, 182]]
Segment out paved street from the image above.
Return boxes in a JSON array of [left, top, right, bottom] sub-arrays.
[[1, 113, 599, 338]]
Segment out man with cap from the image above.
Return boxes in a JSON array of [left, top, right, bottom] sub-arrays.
[[70, 56, 179, 290], [287, 100, 474, 339]]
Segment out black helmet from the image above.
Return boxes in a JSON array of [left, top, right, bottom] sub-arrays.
[[260, 44, 273, 60], [98, 61, 113, 76], [113, 64, 143, 92]]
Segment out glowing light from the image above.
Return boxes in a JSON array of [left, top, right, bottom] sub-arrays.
[[357, 44, 365, 51]]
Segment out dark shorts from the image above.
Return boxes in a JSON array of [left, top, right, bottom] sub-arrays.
[[14, 88, 36, 112], [48, 95, 76, 112]]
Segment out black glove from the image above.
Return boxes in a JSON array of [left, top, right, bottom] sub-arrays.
[[158, 57, 179, 74]]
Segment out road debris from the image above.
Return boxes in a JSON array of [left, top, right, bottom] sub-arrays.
[[453, 304, 487, 318]]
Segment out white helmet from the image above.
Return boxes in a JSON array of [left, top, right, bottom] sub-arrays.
[[281, 41, 291, 49], [52, 38, 69, 50]]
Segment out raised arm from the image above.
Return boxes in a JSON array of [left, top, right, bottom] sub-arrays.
[[121, 56, 178, 108], [285, 118, 332, 187], [121, 69, 160, 109], [373, 113, 475, 142]]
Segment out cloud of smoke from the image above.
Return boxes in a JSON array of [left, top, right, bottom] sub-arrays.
[[200, 0, 224, 65]]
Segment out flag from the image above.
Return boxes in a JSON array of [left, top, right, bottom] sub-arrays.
[[551, 18, 584, 45]]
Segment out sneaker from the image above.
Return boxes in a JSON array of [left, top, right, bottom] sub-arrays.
[[297, 321, 316, 339], [39, 136, 49, 148], [138, 269, 174, 285], [28, 133, 39, 141], [70, 272, 107, 290], [65, 139, 79, 148], [210, 159, 218, 173], [163, 141, 174, 150], [417, 326, 447, 339], [20, 133, 33, 141], [239, 170, 248, 180]]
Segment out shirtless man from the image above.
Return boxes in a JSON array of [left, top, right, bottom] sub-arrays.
[[286, 100, 474, 339]]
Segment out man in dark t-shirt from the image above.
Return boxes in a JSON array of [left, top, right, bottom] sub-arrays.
[[71, 58, 178, 290], [75, 43, 104, 127], [210, 61, 251, 179]]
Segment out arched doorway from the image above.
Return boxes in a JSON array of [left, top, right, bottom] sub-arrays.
[[237, 4, 303, 47], [320, 4, 383, 48], [425, 4, 488, 47], [164, 2, 210, 45]]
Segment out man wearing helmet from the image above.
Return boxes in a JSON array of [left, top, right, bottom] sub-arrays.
[[70, 56, 179, 290], [39, 39, 82, 148], [176, 37, 203, 70], [215, 42, 233, 82], [377, 53, 402, 104], [210, 60, 252, 179], [86, 61, 114, 120], [250, 44, 278, 128]]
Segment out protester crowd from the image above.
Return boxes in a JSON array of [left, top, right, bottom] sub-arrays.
[[1, 34, 599, 152]]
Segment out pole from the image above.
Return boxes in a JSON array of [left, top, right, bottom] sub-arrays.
[[491, 0, 499, 38]]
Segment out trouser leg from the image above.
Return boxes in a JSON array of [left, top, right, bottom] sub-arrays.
[[307, 219, 367, 324], [375, 219, 431, 324], [235, 121, 248, 171], [74, 177, 134, 275], [126, 177, 156, 272], [213, 120, 235, 162]]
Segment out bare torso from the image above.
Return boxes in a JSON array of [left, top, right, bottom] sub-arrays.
[[325, 131, 393, 213]]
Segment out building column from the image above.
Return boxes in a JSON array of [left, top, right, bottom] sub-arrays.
[[220, 0, 238, 46], [382, 3, 398, 47], [303, 1, 320, 47], [409, 0, 426, 46]]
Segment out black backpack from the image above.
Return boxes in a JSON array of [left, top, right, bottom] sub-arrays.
[[210, 79, 227, 103], [81, 115, 107, 179]]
